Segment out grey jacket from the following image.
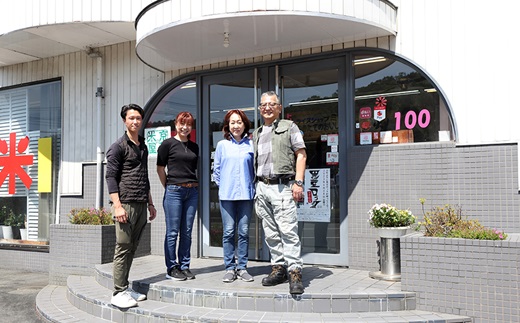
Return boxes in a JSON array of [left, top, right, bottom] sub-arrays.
[[253, 119, 296, 176]]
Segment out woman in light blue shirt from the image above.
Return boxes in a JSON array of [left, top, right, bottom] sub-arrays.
[[213, 109, 255, 283]]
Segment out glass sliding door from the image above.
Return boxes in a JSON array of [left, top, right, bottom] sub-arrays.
[[200, 70, 267, 259], [278, 58, 348, 266], [200, 59, 348, 266]]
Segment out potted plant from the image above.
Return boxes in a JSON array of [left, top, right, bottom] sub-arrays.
[[368, 203, 416, 281], [0, 205, 8, 239], [7, 212, 26, 239], [368, 203, 416, 237], [0, 206, 13, 239]]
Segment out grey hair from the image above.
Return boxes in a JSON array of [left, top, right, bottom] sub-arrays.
[[260, 91, 280, 103]]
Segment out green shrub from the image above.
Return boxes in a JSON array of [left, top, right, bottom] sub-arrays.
[[68, 207, 113, 225], [9, 211, 25, 229], [0, 206, 9, 225], [5, 212, 25, 228], [419, 202, 507, 240]]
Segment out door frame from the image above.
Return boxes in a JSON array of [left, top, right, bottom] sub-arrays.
[[275, 57, 349, 266], [200, 68, 269, 260], [200, 57, 349, 266]]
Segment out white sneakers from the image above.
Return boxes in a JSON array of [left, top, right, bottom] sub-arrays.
[[128, 288, 146, 301], [111, 288, 146, 308], [111, 291, 137, 308]]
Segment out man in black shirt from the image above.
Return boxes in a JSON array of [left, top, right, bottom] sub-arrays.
[[105, 104, 157, 308]]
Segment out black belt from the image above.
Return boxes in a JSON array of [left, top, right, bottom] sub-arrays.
[[257, 176, 294, 185]]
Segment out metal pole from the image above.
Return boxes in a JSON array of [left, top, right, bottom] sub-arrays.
[[369, 236, 402, 281], [88, 49, 104, 209], [380, 237, 401, 276]]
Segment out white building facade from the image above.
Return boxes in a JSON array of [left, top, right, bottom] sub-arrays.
[[0, 0, 519, 272]]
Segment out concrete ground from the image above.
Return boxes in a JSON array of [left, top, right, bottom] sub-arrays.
[[0, 268, 47, 323]]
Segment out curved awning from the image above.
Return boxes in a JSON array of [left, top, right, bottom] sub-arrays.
[[136, 1, 397, 72]]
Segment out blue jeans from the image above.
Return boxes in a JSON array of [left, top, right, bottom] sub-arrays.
[[163, 184, 198, 272], [220, 199, 253, 270]]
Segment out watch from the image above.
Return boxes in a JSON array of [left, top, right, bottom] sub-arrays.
[[294, 180, 304, 187]]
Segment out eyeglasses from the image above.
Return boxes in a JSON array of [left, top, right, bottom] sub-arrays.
[[259, 102, 280, 109]]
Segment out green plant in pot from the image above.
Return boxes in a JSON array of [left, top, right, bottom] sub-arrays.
[[368, 203, 416, 228], [68, 207, 113, 225], [0, 205, 9, 226], [8, 213, 26, 228], [368, 203, 415, 281]]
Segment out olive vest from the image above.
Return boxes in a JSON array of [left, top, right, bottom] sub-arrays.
[[253, 119, 296, 176]]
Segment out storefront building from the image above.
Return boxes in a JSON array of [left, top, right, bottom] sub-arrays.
[[0, 0, 519, 272]]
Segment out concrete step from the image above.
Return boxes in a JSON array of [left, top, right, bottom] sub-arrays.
[[95, 255, 416, 313], [35, 284, 111, 323], [65, 275, 472, 322], [36, 255, 473, 322]]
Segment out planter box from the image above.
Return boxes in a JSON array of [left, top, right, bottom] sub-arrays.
[[401, 232, 520, 323], [49, 224, 151, 285]]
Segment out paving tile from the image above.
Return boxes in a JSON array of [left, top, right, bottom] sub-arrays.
[[36, 255, 474, 322]]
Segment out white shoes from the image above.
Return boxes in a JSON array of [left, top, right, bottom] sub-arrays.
[[111, 288, 146, 308], [111, 290, 137, 308], [128, 288, 146, 301]]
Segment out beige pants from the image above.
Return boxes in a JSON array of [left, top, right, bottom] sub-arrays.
[[254, 181, 302, 271]]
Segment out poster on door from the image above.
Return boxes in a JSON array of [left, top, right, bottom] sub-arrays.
[[297, 168, 330, 222], [145, 126, 171, 156]]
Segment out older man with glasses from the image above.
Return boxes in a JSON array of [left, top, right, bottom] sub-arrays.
[[252, 91, 307, 295]]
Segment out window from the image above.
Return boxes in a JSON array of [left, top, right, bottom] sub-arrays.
[[145, 80, 197, 155], [354, 55, 452, 145], [0, 80, 61, 242]]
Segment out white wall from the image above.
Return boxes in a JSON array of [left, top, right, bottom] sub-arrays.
[[394, 0, 520, 144], [0, 41, 165, 194], [0, 0, 152, 33], [2, 0, 518, 194]]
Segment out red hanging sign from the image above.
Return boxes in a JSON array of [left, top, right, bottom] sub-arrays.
[[374, 96, 387, 122]]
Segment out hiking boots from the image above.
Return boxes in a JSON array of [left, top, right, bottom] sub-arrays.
[[261, 265, 287, 286], [288, 267, 304, 295]]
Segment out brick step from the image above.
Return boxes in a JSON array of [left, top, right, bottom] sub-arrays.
[[35, 284, 111, 323], [95, 255, 415, 313], [62, 275, 472, 322]]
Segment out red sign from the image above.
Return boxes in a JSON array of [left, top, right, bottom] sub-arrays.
[[0, 132, 34, 194], [361, 121, 371, 130], [374, 96, 387, 122], [360, 107, 371, 119]]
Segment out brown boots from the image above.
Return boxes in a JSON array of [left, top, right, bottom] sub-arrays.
[[288, 267, 304, 294], [262, 265, 304, 295], [261, 265, 287, 286]]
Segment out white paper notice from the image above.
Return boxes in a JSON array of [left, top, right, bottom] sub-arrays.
[[380, 131, 393, 144], [297, 168, 331, 222], [360, 132, 372, 145], [145, 126, 171, 156], [326, 152, 339, 165], [327, 134, 338, 146], [439, 130, 451, 141]]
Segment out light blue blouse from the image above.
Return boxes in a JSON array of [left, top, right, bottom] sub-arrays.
[[213, 136, 255, 201]]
